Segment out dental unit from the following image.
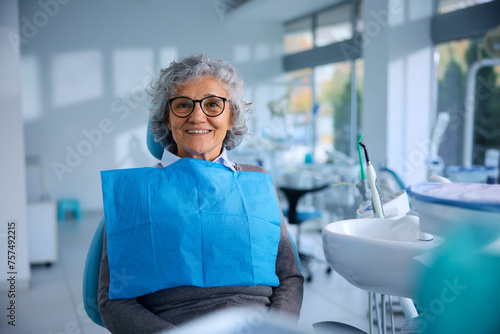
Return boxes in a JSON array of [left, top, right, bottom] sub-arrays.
[[323, 138, 448, 334], [322, 142, 500, 333]]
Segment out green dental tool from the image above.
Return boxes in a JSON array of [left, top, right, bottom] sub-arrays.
[[357, 135, 366, 181]]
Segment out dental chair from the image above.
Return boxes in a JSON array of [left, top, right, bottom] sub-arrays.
[[82, 215, 106, 327], [82, 122, 302, 328]]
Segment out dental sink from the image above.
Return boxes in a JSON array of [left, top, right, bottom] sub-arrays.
[[322, 217, 442, 300]]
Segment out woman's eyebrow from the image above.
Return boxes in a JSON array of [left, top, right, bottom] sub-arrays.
[[202, 93, 225, 97], [172, 94, 224, 99]]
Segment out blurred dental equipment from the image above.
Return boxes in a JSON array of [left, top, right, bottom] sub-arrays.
[[463, 24, 500, 170], [485, 149, 500, 184], [429, 112, 450, 160], [426, 111, 450, 178], [463, 58, 500, 169]]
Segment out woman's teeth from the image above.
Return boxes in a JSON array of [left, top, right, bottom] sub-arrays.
[[187, 129, 210, 134]]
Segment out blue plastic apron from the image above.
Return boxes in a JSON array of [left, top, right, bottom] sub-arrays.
[[101, 158, 281, 299]]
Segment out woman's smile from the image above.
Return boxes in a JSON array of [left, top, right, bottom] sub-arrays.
[[186, 129, 212, 134]]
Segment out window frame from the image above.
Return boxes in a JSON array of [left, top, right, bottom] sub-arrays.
[[432, 0, 500, 44]]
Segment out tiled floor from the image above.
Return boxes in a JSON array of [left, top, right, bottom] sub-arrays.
[[0, 211, 373, 334]]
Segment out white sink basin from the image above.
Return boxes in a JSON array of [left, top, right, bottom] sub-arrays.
[[322, 217, 441, 300]]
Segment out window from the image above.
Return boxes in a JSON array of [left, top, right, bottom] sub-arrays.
[[283, 68, 314, 160], [314, 60, 363, 160], [286, 69, 313, 114], [281, 61, 364, 164], [315, 3, 352, 47], [283, 1, 363, 162], [436, 37, 500, 167], [284, 17, 314, 55], [437, 0, 494, 14]]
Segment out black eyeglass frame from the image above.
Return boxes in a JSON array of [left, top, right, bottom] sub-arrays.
[[167, 96, 230, 118]]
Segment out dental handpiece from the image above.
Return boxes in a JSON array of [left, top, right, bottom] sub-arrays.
[[359, 142, 384, 218], [366, 160, 384, 218]]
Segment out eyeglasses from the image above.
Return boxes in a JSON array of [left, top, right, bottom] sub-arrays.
[[168, 96, 230, 118]]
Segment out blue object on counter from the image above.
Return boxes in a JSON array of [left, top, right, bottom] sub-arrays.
[[57, 198, 81, 221], [101, 158, 282, 299]]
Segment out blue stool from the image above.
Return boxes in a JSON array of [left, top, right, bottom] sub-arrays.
[[58, 198, 81, 221]]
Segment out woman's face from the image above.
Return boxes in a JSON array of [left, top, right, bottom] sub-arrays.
[[167, 76, 233, 161]]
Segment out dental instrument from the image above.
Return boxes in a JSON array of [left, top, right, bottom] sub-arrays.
[[357, 189, 410, 219], [429, 112, 450, 160], [359, 142, 384, 218], [426, 111, 450, 178], [356, 135, 371, 204]]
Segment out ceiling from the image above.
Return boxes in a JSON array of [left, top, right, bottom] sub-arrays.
[[218, 0, 345, 23]]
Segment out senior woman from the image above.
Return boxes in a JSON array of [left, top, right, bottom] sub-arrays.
[[98, 54, 304, 333]]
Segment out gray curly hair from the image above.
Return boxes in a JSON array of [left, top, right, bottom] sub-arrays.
[[148, 54, 250, 150]]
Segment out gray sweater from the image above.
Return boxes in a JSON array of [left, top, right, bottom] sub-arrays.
[[98, 163, 304, 333]]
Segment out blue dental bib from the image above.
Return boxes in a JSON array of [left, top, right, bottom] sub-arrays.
[[101, 158, 281, 299]]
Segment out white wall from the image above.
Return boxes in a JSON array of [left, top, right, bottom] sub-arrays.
[[362, 0, 434, 186], [0, 0, 31, 289], [19, 0, 285, 211]]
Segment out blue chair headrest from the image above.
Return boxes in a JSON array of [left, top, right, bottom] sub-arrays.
[[146, 119, 165, 160]]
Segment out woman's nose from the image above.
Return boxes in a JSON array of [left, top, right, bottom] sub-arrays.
[[188, 102, 206, 121]]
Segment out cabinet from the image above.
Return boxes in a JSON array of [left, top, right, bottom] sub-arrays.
[[27, 202, 58, 265]]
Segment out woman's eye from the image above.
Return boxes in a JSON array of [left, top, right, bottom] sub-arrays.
[[204, 99, 221, 109]]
